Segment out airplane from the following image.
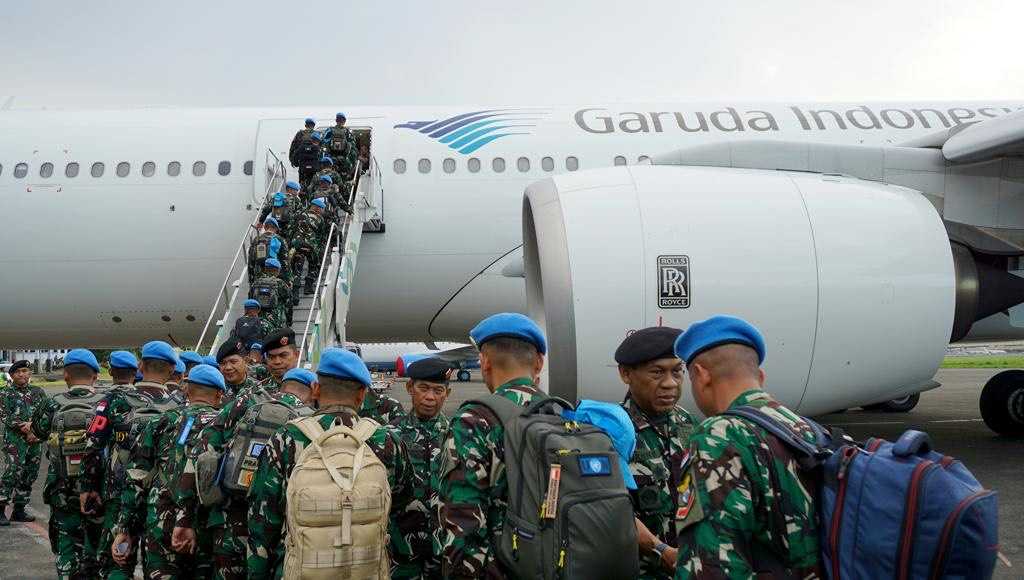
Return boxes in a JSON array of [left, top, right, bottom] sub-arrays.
[[3, 101, 1024, 436], [357, 341, 478, 381]]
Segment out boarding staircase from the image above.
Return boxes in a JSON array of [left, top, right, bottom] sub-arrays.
[[197, 143, 380, 368]]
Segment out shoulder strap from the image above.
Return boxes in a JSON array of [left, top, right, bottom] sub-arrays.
[[463, 392, 525, 427], [722, 406, 828, 465], [294, 415, 325, 442], [351, 417, 379, 444]]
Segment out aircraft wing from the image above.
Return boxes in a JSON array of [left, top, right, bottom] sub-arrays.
[[426, 344, 479, 365], [942, 109, 1024, 163]]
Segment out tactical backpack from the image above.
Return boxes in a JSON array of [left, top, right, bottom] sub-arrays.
[[297, 136, 320, 168], [466, 395, 639, 580], [283, 416, 391, 579], [221, 394, 312, 497], [232, 316, 263, 348], [253, 234, 271, 261], [329, 127, 349, 156], [249, 279, 279, 310], [47, 390, 106, 480], [723, 406, 1000, 580], [155, 407, 220, 490], [107, 391, 179, 489]]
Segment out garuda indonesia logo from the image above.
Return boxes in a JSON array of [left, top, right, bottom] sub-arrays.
[[394, 109, 548, 154]]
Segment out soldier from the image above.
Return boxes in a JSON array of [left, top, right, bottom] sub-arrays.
[[248, 217, 289, 280], [259, 328, 300, 390], [247, 347, 414, 579], [216, 339, 260, 401], [81, 341, 180, 579], [312, 157, 348, 217], [672, 316, 823, 579], [325, 112, 352, 166], [0, 360, 46, 526], [107, 351, 138, 386], [289, 197, 328, 298], [389, 357, 452, 579], [231, 299, 264, 349], [310, 175, 339, 217], [180, 351, 204, 377], [249, 257, 292, 333], [167, 358, 186, 398], [434, 313, 548, 578], [247, 343, 271, 383], [30, 349, 106, 579], [175, 366, 315, 579], [613, 326, 698, 578], [287, 117, 316, 169], [298, 131, 325, 189]]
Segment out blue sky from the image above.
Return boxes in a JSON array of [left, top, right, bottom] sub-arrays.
[[1, 0, 1020, 108]]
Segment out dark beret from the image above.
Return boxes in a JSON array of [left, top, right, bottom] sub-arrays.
[[261, 328, 296, 354], [406, 358, 453, 383], [8, 360, 31, 374], [614, 326, 683, 366], [216, 339, 246, 363]]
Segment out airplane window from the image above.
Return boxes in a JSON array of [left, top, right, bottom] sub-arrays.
[[40, 162, 54, 178], [243, 160, 253, 176], [116, 162, 130, 177], [566, 156, 579, 171], [168, 161, 181, 176], [66, 162, 79, 178], [467, 158, 481, 173], [541, 157, 554, 171], [193, 161, 206, 176], [91, 162, 105, 177], [142, 161, 156, 177], [14, 163, 28, 178], [638, 155, 650, 163], [418, 158, 431, 174], [393, 159, 406, 174], [492, 157, 506, 173], [443, 158, 456, 174], [614, 156, 627, 166], [218, 161, 231, 176], [517, 157, 530, 172]]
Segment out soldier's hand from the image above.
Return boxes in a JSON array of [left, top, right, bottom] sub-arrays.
[[24, 433, 39, 444], [79, 491, 102, 515], [634, 518, 657, 552], [17, 421, 32, 435], [112, 533, 132, 566], [171, 526, 197, 554], [660, 546, 678, 572]]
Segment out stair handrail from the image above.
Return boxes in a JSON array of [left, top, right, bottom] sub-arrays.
[[298, 159, 363, 362], [196, 147, 286, 350]]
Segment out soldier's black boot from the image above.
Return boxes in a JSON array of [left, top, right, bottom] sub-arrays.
[[10, 506, 34, 523], [0, 504, 9, 526], [304, 280, 315, 295]]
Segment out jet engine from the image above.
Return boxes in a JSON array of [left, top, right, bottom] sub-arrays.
[[523, 165, 959, 415]]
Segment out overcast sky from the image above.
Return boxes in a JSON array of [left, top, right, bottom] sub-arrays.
[[2, 1, 1021, 109]]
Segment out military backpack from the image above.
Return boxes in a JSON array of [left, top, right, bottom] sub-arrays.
[[249, 278, 280, 310], [48, 390, 107, 480], [105, 390, 179, 489], [296, 136, 320, 168], [283, 416, 391, 579], [465, 395, 639, 580]]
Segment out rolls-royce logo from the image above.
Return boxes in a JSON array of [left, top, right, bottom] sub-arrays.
[[658, 255, 690, 309]]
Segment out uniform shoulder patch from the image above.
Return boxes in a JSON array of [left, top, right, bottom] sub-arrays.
[[675, 472, 704, 529]]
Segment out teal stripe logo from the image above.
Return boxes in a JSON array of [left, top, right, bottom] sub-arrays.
[[394, 109, 549, 154]]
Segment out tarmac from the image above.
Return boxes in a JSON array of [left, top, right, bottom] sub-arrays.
[[0, 368, 1020, 578]]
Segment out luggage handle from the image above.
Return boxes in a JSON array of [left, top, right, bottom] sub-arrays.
[[892, 430, 931, 457]]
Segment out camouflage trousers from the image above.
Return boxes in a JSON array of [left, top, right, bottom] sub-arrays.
[[96, 500, 139, 580], [144, 502, 213, 579], [291, 245, 323, 291], [0, 434, 41, 506], [211, 526, 247, 580], [50, 506, 103, 580], [391, 518, 442, 580]]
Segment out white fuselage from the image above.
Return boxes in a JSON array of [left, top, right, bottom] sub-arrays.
[[1, 102, 1021, 348]]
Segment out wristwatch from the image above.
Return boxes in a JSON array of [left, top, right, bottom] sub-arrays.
[[652, 541, 670, 559]]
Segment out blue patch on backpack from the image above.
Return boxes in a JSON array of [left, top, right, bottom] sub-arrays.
[[177, 416, 195, 446], [579, 455, 611, 476]]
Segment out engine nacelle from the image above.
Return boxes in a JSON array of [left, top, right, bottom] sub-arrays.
[[523, 166, 955, 415]]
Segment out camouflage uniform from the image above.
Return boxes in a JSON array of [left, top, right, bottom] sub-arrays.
[[360, 388, 406, 426], [175, 384, 298, 580], [119, 402, 219, 579], [248, 231, 290, 280], [289, 207, 328, 297], [434, 377, 543, 578], [0, 381, 46, 510], [249, 273, 291, 331], [31, 385, 105, 580], [674, 389, 823, 579], [388, 411, 450, 579], [622, 396, 697, 579], [248, 364, 271, 384], [246, 404, 414, 579], [288, 127, 315, 168], [80, 383, 177, 579]]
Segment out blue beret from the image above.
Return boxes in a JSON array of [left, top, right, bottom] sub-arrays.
[[311, 131, 322, 141], [285, 180, 300, 190], [187, 364, 226, 391], [272, 198, 285, 208], [142, 341, 180, 365], [249, 342, 262, 351], [320, 155, 333, 164], [336, 112, 346, 120], [174, 358, 186, 374], [109, 350, 138, 370], [317, 347, 372, 387], [202, 355, 218, 366], [283, 368, 317, 387], [311, 198, 327, 209], [179, 350, 204, 366], [305, 117, 315, 124], [264, 257, 281, 269], [318, 175, 333, 184], [243, 299, 261, 310], [674, 315, 766, 365], [470, 312, 547, 355], [65, 348, 100, 373], [263, 216, 280, 228]]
